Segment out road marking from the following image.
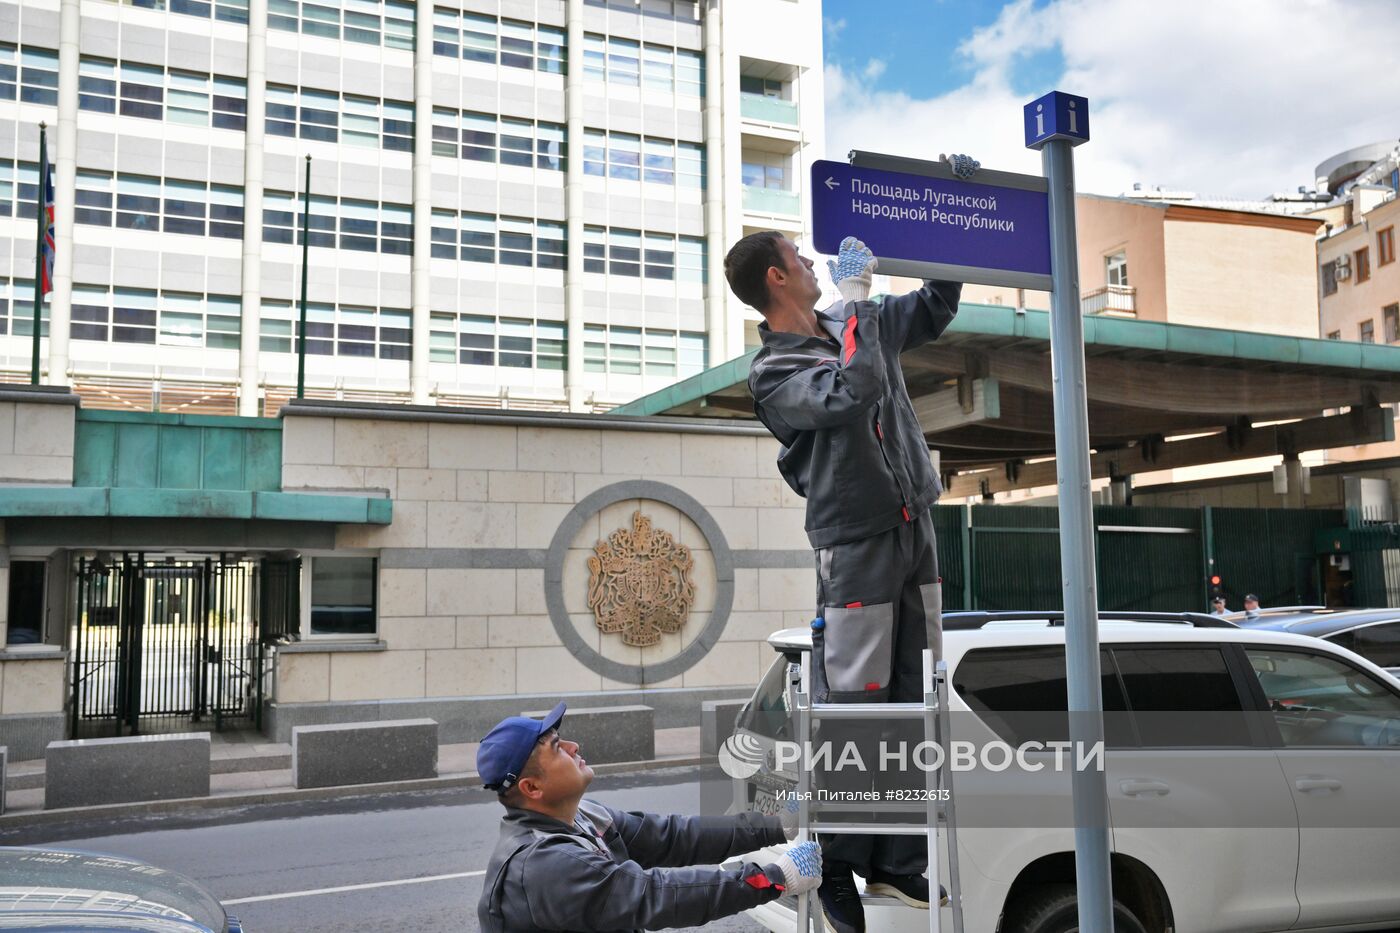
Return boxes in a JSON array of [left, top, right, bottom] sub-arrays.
[[223, 870, 487, 905]]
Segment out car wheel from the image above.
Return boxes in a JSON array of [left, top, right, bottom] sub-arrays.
[[1007, 883, 1149, 933]]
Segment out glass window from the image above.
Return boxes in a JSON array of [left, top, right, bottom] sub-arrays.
[[537, 221, 566, 270], [500, 19, 533, 70], [429, 312, 456, 362], [676, 49, 703, 99], [677, 142, 704, 190], [205, 295, 241, 350], [382, 100, 414, 151], [643, 45, 673, 92], [609, 325, 642, 374], [537, 26, 566, 74], [1112, 647, 1251, 747], [432, 107, 459, 158], [71, 285, 111, 342], [0, 45, 15, 102], [75, 171, 114, 226], [5, 560, 46, 645], [461, 213, 496, 263], [167, 70, 210, 126], [384, 0, 415, 50], [953, 645, 1132, 746], [119, 62, 164, 120], [643, 138, 675, 185], [537, 122, 565, 172], [79, 58, 118, 114], [583, 34, 606, 82], [1385, 304, 1399, 344], [1106, 251, 1128, 287], [300, 88, 339, 142], [499, 316, 533, 368], [20, 48, 59, 107], [607, 37, 640, 87], [462, 13, 498, 63], [1355, 247, 1371, 283], [678, 236, 706, 284], [584, 323, 606, 372], [381, 203, 412, 254], [499, 216, 534, 267], [1327, 622, 1400, 671], [212, 76, 247, 130], [1379, 226, 1396, 266], [431, 208, 457, 259], [1247, 647, 1400, 747], [308, 556, 376, 636], [266, 84, 298, 137], [1360, 319, 1375, 343], [116, 175, 162, 231], [499, 117, 533, 167], [378, 308, 411, 360], [583, 226, 606, 274], [339, 198, 378, 252], [609, 133, 640, 181], [462, 111, 497, 162], [583, 129, 607, 177], [208, 184, 244, 239], [113, 287, 158, 343], [163, 179, 207, 235], [342, 95, 380, 147], [609, 228, 641, 277], [433, 7, 460, 56], [644, 232, 674, 280], [160, 292, 205, 347], [460, 314, 495, 365], [678, 331, 706, 376], [537, 320, 566, 370], [644, 328, 676, 375]]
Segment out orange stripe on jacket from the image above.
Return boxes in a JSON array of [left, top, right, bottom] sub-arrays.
[[842, 315, 858, 364]]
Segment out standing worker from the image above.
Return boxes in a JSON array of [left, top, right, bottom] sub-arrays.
[[726, 231, 961, 933], [476, 701, 823, 933]]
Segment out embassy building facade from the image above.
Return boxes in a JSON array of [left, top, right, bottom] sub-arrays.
[[0, 0, 829, 761], [0, 0, 825, 413]]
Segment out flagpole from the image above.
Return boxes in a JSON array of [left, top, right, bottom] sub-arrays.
[[296, 154, 310, 399], [31, 123, 46, 385]]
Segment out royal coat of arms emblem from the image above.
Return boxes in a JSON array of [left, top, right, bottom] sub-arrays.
[[586, 510, 697, 647]]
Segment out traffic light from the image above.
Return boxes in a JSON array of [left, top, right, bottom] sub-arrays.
[[1209, 574, 1223, 598]]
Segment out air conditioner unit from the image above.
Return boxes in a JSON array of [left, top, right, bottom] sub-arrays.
[[1336, 256, 1352, 280]]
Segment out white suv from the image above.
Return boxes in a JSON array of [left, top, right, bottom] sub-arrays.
[[732, 612, 1400, 933]]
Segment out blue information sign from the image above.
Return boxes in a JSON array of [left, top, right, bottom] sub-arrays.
[[811, 157, 1052, 289], [1024, 90, 1090, 149]]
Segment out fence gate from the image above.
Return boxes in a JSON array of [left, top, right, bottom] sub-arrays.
[[70, 554, 264, 737]]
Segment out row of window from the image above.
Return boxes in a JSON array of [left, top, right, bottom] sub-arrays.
[[68, 286, 242, 347], [0, 279, 49, 338], [0, 46, 59, 107], [429, 212, 565, 269], [582, 324, 705, 377], [266, 84, 412, 150], [73, 170, 244, 238], [80, 59, 247, 129], [432, 110, 565, 170], [582, 35, 703, 99], [583, 131, 704, 188], [428, 313, 565, 368], [432, 10, 565, 73], [583, 227, 706, 282], [1328, 303, 1400, 345], [101, 0, 251, 24], [260, 300, 410, 359], [1322, 225, 1395, 296], [263, 190, 411, 254], [269, 0, 415, 50], [583, 0, 700, 20]]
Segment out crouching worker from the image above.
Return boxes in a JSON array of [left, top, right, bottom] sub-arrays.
[[477, 701, 822, 933]]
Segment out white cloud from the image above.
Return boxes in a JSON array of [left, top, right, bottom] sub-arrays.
[[824, 0, 1400, 198]]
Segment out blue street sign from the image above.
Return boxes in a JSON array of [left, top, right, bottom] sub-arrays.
[[1024, 91, 1090, 149], [811, 157, 1052, 290]]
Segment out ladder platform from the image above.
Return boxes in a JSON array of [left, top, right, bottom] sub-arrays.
[[807, 701, 938, 720]]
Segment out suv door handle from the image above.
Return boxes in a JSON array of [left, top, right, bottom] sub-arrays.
[[1118, 779, 1170, 797], [1294, 776, 1342, 794]]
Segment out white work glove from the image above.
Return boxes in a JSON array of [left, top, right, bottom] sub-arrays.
[[771, 840, 822, 895], [779, 797, 800, 841], [827, 236, 877, 305]]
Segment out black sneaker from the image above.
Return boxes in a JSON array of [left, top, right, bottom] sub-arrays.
[[817, 863, 865, 933], [865, 870, 949, 908]]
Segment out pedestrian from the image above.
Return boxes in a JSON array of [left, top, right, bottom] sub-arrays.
[[726, 231, 960, 933], [1243, 593, 1261, 620], [476, 701, 822, 933], [1210, 596, 1228, 616]]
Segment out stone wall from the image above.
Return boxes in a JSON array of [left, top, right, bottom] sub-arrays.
[[274, 405, 816, 715]]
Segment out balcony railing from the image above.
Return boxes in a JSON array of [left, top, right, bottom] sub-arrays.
[[742, 185, 800, 216], [1081, 284, 1136, 316], [740, 93, 799, 126]]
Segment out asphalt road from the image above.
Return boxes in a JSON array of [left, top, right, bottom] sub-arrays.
[[3, 766, 765, 933]]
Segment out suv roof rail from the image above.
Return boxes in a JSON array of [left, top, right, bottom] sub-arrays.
[[943, 610, 1237, 631], [1226, 605, 1327, 617]]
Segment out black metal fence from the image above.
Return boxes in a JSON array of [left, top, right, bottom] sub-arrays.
[[70, 554, 265, 737]]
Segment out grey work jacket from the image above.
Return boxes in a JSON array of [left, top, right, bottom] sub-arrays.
[[478, 799, 787, 933], [748, 281, 961, 548]]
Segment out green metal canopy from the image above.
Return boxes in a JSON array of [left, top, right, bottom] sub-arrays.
[[612, 303, 1400, 496]]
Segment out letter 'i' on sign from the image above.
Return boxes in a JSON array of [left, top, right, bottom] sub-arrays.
[[1024, 91, 1090, 149]]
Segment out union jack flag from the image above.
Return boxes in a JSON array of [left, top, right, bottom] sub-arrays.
[[38, 129, 54, 297]]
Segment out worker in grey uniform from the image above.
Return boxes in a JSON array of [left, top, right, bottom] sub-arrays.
[[726, 231, 960, 933], [476, 701, 823, 933]]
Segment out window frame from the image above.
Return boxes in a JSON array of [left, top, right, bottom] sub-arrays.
[[1355, 246, 1371, 283], [1378, 226, 1395, 267], [4, 557, 48, 647], [1360, 319, 1375, 343], [1236, 643, 1400, 749], [298, 551, 379, 642]]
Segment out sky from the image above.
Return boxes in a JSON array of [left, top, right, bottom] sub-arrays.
[[821, 0, 1400, 199]]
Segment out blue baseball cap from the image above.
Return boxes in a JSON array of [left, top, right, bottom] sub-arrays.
[[477, 701, 567, 793]]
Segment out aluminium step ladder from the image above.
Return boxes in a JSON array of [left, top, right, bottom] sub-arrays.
[[786, 647, 965, 933]]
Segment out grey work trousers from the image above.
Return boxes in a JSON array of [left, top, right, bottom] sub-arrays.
[[811, 510, 941, 877]]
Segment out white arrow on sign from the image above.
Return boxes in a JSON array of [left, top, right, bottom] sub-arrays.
[[824, 177, 838, 190]]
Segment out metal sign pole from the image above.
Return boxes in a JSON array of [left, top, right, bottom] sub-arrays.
[[1027, 91, 1113, 932]]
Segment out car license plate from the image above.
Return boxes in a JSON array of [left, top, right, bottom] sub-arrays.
[[752, 787, 781, 817]]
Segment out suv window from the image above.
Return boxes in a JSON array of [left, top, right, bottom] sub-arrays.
[[738, 652, 795, 742], [1326, 621, 1400, 669], [1112, 646, 1253, 747], [954, 646, 1133, 746], [1246, 647, 1400, 747]]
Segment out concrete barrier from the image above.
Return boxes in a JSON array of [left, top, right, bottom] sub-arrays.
[[701, 699, 749, 755], [45, 734, 210, 810], [523, 705, 654, 765], [292, 719, 438, 789]]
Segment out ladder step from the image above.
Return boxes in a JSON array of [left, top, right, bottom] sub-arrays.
[[808, 702, 936, 720]]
